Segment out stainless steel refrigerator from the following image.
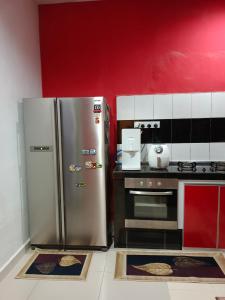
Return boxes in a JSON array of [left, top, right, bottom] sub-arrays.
[[23, 97, 111, 250]]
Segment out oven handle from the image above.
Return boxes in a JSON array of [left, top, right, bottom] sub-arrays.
[[129, 190, 173, 196]]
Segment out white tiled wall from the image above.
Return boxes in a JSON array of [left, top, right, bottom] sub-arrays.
[[134, 95, 154, 120], [117, 143, 172, 163], [190, 143, 210, 161], [154, 94, 173, 119], [210, 143, 225, 161], [172, 93, 191, 119], [172, 144, 191, 162], [117, 92, 225, 120], [191, 92, 211, 118], [116, 96, 134, 120], [117, 92, 225, 162], [212, 92, 225, 117]]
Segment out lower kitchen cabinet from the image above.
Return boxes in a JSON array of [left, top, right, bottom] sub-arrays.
[[184, 185, 219, 248], [219, 186, 225, 248]]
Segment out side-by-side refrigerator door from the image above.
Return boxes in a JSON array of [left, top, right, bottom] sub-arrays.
[[59, 97, 107, 247], [23, 98, 61, 246]]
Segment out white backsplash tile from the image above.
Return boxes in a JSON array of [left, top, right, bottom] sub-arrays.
[[171, 143, 191, 162], [153, 94, 172, 119], [191, 92, 211, 118], [118, 143, 172, 163], [210, 143, 225, 161], [116, 96, 134, 120], [172, 93, 191, 119], [212, 92, 225, 118], [190, 143, 210, 161], [134, 95, 154, 120], [116, 91, 225, 162]]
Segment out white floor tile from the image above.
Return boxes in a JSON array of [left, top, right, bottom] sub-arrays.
[[0, 279, 38, 300], [0, 250, 38, 300], [89, 251, 107, 272], [167, 282, 215, 291], [169, 289, 216, 300], [2, 248, 225, 300], [99, 272, 170, 300], [211, 284, 225, 297], [104, 250, 117, 273], [28, 271, 103, 300]]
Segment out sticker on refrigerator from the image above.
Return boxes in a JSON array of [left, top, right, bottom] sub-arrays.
[[69, 164, 82, 172], [95, 117, 100, 124], [93, 104, 102, 113], [85, 161, 96, 169], [75, 183, 87, 188], [85, 161, 102, 169]]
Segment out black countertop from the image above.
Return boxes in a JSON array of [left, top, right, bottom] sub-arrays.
[[113, 163, 225, 180]]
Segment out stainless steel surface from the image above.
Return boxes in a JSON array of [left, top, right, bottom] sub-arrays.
[[135, 203, 167, 208], [125, 219, 178, 230], [129, 190, 173, 196], [59, 97, 108, 247], [125, 178, 178, 189], [23, 98, 61, 245], [56, 99, 65, 245]]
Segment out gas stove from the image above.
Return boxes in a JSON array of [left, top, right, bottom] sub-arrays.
[[177, 161, 225, 173]]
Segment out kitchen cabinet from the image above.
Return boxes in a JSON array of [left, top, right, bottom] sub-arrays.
[[184, 184, 225, 249], [219, 186, 225, 248], [184, 185, 218, 248]]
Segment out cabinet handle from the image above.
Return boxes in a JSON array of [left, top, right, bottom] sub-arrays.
[[129, 191, 173, 196]]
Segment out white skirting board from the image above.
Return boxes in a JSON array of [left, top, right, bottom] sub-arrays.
[[0, 239, 30, 281]]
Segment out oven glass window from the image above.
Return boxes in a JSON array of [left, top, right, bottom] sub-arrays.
[[134, 195, 168, 219]]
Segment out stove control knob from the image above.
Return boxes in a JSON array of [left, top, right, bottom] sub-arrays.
[[148, 181, 153, 187], [202, 167, 206, 172], [157, 181, 162, 187], [139, 181, 144, 187]]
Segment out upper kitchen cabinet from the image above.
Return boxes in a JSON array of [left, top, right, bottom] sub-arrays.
[[117, 96, 135, 120], [212, 92, 225, 118], [153, 94, 172, 119], [172, 93, 191, 119], [134, 95, 154, 120], [191, 93, 211, 118]]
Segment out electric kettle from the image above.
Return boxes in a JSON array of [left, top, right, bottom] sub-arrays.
[[148, 144, 170, 169]]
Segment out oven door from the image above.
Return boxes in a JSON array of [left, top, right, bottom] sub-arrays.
[[125, 189, 178, 230]]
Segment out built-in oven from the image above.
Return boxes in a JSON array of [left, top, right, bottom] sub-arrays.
[[125, 178, 178, 230]]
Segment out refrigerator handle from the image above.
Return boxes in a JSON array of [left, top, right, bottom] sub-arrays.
[[55, 99, 66, 246]]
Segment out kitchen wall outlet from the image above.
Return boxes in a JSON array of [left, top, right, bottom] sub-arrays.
[[134, 121, 160, 129]]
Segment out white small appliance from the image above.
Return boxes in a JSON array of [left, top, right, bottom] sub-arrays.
[[122, 129, 141, 170], [148, 144, 170, 169]]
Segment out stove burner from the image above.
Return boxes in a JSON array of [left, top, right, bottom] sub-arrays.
[[210, 162, 225, 172], [177, 161, 197, 172]]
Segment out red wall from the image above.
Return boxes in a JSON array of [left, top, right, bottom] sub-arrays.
[[39, 0, 225, 159]]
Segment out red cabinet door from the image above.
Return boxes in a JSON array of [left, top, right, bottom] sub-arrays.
[[184, 185, 218, 248], [219, 186, 225, 248]]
